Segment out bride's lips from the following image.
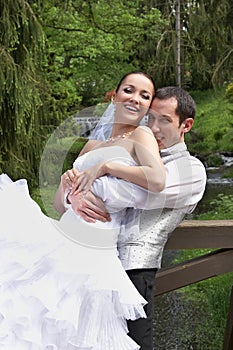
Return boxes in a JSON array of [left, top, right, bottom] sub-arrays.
[[124, 104, 140, 113]]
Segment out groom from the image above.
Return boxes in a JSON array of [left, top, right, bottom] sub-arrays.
[[67, 86, 206, 350]]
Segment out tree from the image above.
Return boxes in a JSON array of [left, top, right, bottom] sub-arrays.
[[186, 0, 233, 89], [137, 0, 233, 89], [0, 0, 48, 184], [0, 0, 165, 184], [1, 0, 232, 186], [38, 0, 164, 108]]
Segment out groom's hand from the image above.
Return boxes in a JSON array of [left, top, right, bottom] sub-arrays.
[[68, 190, 111, 223]]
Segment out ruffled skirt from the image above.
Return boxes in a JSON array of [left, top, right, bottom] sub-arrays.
[[0, 174, 146, 349]]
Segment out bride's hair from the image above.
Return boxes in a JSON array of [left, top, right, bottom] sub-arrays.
[[115, 71, 156, 97]]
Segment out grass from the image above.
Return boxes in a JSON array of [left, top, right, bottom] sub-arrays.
[[174, 190, 233, 349], [31, 185, 61, 220], [175, 249, 233, 349], [186, 88, 233, 155]]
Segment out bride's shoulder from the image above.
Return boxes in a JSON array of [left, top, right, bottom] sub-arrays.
[[132, 125, 153, 138]]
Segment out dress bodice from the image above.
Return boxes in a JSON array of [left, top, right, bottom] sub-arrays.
[[73, 145, 137, 171], [59, 146, 138, 248]]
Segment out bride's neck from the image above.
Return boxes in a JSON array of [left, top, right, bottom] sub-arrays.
[[111, 125, 136, 138]]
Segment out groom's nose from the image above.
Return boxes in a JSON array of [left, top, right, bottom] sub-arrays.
[[149, 118, 160, 133]]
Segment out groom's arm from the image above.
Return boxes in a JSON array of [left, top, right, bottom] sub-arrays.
[[68, 158, 206, 222], [67, 189, 111, 223], [67, 176, 143, 223]]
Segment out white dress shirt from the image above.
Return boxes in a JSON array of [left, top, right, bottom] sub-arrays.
[[91, 142, 206, 269]]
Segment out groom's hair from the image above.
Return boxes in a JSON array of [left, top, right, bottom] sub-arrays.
[[155, 86, 196, 125]]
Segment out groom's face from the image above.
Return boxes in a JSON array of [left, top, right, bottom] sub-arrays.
[[148, 97, 190, 150]]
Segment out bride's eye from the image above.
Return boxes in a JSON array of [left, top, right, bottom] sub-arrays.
[[142, 93, 150, 100], [123, 87, 133, 94]]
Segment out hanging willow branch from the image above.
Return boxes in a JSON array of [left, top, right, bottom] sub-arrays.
[[211, 48, 233, 87], [0, 0, 46, 184]]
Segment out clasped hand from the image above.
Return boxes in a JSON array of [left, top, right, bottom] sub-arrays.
[[62, 163, 110, 223], [62, 162, 105, 194]]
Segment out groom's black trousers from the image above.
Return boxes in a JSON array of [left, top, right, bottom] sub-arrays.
[[126, 268, 157, 350]]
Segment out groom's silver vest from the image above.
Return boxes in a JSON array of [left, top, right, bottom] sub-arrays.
[[117, 143, 204, 270], [117, 207, 186, 270]]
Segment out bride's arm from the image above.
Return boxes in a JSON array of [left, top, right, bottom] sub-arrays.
[[53, 168, 80, 214], [54, 127, 165, 213], [103, 126, 165, 192], [53, 139, 102, 214], [73, 126, 165, 194]]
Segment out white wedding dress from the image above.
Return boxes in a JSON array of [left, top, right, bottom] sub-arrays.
[[0, 146, 146, 350]]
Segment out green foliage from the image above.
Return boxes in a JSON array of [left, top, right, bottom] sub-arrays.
[[198, 193, 233, 220], [184, 0, 233, 89], [179, 265, 233, 349], [37, 0, 164, 108], [1, 0, 233, 186], [31, 185, 60, 219], [222, 167, 233, 179], [177, 242, 233, 348], [37, 135, 87, 218], [0, 0, 60, 187], [226, 81, 233, 102], [206, 153, 222, 167], [39, 136, 87, 186], [175, 189, 233, 348], [186, 88, 233, 156]]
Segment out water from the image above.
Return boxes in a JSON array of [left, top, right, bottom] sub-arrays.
[[192, 164, 233, 218]]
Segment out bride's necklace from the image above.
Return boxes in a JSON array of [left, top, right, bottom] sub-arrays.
[[105, 130, 134, 143]]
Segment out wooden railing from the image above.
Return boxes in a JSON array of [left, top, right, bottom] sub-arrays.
[[154, 220, 233, 350]]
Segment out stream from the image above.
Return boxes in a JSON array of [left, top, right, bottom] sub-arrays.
[[152, 156, 233, 349]]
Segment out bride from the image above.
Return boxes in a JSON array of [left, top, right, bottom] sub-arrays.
[[0, 72, 165, 349]]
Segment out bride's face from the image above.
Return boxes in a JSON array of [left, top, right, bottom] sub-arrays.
[[113, 74, 154, 127]]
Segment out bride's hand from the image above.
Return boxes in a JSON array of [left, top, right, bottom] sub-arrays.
[[71, 162, 106, 194], [61, 168, 80, 191]]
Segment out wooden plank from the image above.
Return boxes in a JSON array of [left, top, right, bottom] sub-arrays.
[[222, 286, 233, 350], [155, 249, 233, 297], [165, 220, 233, 249]]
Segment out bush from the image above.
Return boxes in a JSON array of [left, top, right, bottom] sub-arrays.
[[39, 137, 87, 186], [206, 153, 223, 167], [226, 81, 233, 102]]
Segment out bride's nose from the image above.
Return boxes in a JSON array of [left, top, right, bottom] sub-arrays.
[[129, 92, 140, 104]]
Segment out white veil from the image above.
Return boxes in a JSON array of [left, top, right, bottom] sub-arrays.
[[89, 103, 115, 141]]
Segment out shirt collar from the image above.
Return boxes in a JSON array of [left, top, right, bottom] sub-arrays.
[[160, 142, 190, 164], [160, 142, 187, 157]]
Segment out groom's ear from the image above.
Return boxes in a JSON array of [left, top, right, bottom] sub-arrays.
[[182, 118, 194, 134]]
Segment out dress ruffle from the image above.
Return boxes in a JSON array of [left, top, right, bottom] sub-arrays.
[[0, 174, 146, 349]]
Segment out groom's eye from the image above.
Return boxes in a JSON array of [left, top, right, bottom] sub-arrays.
[[148, 113, 155, 121]]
